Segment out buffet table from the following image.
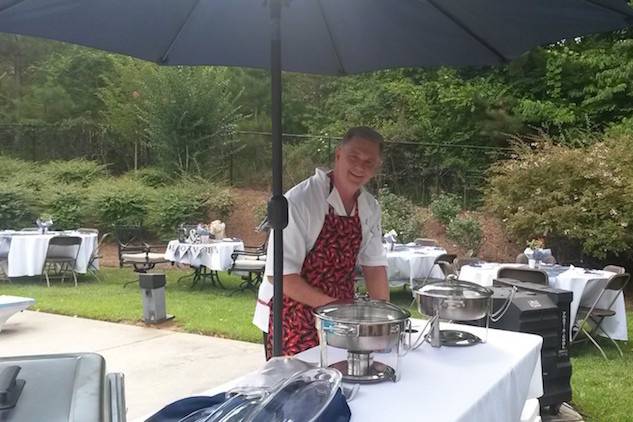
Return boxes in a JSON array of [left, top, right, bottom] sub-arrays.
[[0, 231, 97, 277], [160, 320, 542, 422], [297, 320, 543, 422], [459, 263, 627, 341]]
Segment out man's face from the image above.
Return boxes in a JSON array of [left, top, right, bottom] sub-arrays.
[[334, 137, 381, 191]]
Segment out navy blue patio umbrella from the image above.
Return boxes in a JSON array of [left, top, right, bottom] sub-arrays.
[[1, 0, 632, 357]]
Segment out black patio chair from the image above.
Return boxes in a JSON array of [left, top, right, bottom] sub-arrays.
[[228, 218, 270, 293], [114, 225, 168, 287]]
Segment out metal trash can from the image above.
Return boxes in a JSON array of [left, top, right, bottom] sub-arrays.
[[0, 353, 126, 422], [139, 273, 173, 324]]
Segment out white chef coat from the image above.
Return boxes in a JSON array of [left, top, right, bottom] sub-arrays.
[[253, 168, 387, 331]]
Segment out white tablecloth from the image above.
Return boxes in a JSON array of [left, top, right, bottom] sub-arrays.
[[164, 240, 244, 272], [459, 263, 628, 341], [0, 231, 97, 277], [298, 320, 542, 422], [160, 319, 542, 422], [386, 245, 447, 287]]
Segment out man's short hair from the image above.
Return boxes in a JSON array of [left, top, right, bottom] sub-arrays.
[[340, 126, 384, 153]]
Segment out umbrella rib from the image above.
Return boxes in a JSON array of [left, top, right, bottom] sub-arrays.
[[425, 0, 508, 63], [0, 0, 27, 14], [316, 0, 346, 74], [583, 0, 633, 19], [159, 0, 204, 64]]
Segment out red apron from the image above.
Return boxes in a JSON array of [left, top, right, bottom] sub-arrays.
[[266, 178, 362, 357]]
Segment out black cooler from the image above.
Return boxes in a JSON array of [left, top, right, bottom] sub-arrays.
[[0, 353, 126, 422], [489, 279, 574, 415], [490, 279, 573, 414]]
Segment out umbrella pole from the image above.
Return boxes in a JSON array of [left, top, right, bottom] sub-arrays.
[[269, 0, 288, 358]]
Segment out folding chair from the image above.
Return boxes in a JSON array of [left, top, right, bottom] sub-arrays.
[[572, 273, 630, 359], [542, 255, 557, 264], [453, 257, 483, 272], [0, 236, 10, 282], [41, 236, 82, 287], [516, 253, 529, 264], [435, 253, 457, 278], [603, 265, 625, 274], [496, 267, 549, 285], [414, 238, 439, 247], [85, 232, 111, 282], [408, 253, 456, 306]]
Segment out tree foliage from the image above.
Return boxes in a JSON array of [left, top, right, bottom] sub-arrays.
[[485, 134, 633, 259]]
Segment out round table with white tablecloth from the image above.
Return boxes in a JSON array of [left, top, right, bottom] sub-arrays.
[[164, 240, 244, 271], [459, 263, 628, 341], [0, 230, 97, 277], [385, 244, 447, 287]]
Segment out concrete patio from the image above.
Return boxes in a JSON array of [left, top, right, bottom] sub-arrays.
[[0, 310, 265, 421]]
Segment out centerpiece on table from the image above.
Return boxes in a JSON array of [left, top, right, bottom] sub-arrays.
[[524, 239, 551, 268], [36, 214, 54, 234], [383, 229, 398, 251], [196, 224, 211, 243], [209, 220, 226, 240]]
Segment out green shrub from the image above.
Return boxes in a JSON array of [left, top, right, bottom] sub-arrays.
[[0, 157, 49, 192], [253, 202, 268, 226], [430, 193, 462, 225], [44, 159, 108, 186], [377, 187, 422, 243], [88, 178, 152, 228], [0, 156, 31, 181], [148, 180, 233, 238], [485, 135, 633, 259], [0, 187, 36, 229], [47, 188, 88, 230], [131, 167, 172, 188], [447, 217, 483, 255]]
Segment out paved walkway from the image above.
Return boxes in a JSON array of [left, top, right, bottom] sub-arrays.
[[0, 311, 265, 420]]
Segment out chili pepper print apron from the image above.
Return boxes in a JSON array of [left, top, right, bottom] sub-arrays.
[[266, 179, 362, 357]]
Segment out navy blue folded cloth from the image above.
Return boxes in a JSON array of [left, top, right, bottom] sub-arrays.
[[145, 388, 350, 422]]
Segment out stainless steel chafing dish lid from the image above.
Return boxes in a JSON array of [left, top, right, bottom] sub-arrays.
[[416, 280, 493, 299], [314, 299, 410, 324]]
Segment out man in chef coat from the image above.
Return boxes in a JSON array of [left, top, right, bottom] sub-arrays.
[[253, 126, 389, 357]]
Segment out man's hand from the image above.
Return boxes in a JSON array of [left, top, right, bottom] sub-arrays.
[[362, 266, 389, 301]]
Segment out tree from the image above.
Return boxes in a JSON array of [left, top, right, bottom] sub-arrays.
[[140, 67, 243, 176]]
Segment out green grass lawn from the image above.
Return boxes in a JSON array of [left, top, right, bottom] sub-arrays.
[[1, 268, 630, 420]]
